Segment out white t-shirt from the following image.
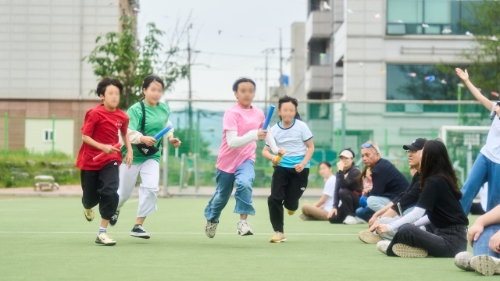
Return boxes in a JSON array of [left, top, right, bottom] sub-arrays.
[[267, 119, 313, 168], [480, 103, 500, 164], [323, 175, 336, 212]]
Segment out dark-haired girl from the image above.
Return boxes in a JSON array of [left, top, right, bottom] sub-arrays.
[[327, 148, 361, 224], [376, 140, 468, 258], [262, 95, 315, 243], [300, 162, 336, 221], [114, 75, 181, 239], [204, 77, 279, 239]]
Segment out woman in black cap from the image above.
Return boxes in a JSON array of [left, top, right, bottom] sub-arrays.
[[327, 148, 362, 224]]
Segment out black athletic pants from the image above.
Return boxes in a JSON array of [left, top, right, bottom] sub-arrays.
[[268, 167, 309, 232], [387, 224, 467, 257], [80, 161, 119, 220], [328, 188, 360, 224]]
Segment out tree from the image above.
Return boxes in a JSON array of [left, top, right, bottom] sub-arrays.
[[460, 1, 500, 95], [86, 15, 188, 109]]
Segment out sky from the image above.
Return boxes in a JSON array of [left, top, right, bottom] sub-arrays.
[[137, 0, 307, 109]]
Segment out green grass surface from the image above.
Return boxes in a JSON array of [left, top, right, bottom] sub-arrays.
[[0, 197, 484, 281]]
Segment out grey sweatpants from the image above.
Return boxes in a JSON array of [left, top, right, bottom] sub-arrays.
[[117, 159, 160, 218]]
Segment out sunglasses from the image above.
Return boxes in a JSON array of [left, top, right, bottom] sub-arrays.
[[362, 142, 380, 153], [362, 143, 373, 149]]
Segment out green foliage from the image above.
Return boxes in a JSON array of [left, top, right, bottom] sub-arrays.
[[460, 1, 500, 94], [0, 150, 79, 188], [86, 15, 188, 109]]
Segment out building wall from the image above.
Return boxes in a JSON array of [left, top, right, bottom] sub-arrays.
[[290, 22, 306, 101], [0, 0, 124, 101], [25, 118, 74, 156], [0, 99, 100, 154]]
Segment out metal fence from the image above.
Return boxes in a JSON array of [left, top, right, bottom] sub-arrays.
[[0, 99, 493, 191]]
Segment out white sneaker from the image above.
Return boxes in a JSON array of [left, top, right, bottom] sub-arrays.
[[237, 220, 253, 236], [95, 233, 116, 246], [377, 240, 391, 254], [454, 252, 474, 271], [471, 255, 500, 276], [355, 217, 367, 224], [343, 215, 357, 225], [358, 230, 382, 244], [392, 243, 428, 258], [83, 208, 94, 222], [205, 221, 219, 238]]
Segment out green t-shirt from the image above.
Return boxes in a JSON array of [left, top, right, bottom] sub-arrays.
[[122, 101, 170, 164]]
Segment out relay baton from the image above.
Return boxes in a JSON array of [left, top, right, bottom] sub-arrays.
[[153, 125, 173, 140], [93, 143, 121, 161], [262, 105, 275, 129], [273, 149, 286, 167]]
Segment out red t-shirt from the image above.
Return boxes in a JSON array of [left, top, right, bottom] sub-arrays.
[[76, 104, 129, 170]]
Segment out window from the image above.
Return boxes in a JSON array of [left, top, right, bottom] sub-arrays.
[[386, 64, 468, 112], [386, 0, 476, 35], [308, 39, 330, 66], [43, 129, 54, 142]]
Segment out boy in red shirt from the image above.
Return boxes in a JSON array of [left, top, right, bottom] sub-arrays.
[[76, 77, 133, 246]]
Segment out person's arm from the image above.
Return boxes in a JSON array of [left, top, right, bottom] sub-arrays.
[[226, 130, 258, 148], [369, 202, 395, 225], [264, 128, 279, 154], [413, 215, 430, 227], [82, 135, 119, 154], [386, 207, 426, 232], [456, 68, 492, 111], [120, 132, 133, 167], [81, 110, 119, 154], [314, 194, 329, 208], [294, 139, 314, 173], [469, 204, 500, 246], [369, 168, 387, 196], [337, 168, 361, 191]]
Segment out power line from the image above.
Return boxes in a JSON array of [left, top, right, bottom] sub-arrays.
[[197, 51, 266, 58]]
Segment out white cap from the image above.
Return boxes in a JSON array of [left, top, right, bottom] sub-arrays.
[[339, 150, 354, 158]]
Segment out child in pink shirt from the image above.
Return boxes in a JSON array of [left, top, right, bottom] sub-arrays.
[[204, 77, 279, 238]]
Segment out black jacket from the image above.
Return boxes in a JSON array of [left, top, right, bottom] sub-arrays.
[[332, 165, 361, 209]]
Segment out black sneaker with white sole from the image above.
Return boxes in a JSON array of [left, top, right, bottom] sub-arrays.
[[109, 211, 120, 226], [130, 225, 150, 239]]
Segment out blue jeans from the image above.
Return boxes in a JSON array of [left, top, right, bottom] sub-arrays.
[[204, 160, 255, 222], [460, 153, 500, 215], [473, 224, 500, 258], [355, 196, 391, 222]]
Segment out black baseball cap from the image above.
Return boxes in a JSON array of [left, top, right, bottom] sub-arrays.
[[403, 138, 426, 151]]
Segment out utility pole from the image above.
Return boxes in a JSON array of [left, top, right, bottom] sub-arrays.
[[279, 28, 283, 88], [264, 51, 268, 113], [187, 25, 193, 152]]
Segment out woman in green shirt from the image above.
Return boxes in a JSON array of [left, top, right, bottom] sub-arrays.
[[113, 75, 181, 239]]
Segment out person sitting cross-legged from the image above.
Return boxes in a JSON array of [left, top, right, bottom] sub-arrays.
[[375, 140, 468, 258]]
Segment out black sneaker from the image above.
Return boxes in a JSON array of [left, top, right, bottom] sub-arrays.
[[109, 211, 120, 226], [130, 225, 150, 239]]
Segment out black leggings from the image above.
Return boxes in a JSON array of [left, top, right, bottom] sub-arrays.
[[387, 224, 467, 257], [268, 167, 309, 232], [329, 188, 360, 224]]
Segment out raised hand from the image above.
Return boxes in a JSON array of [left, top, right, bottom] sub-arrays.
[[455, 68, 469, 82]]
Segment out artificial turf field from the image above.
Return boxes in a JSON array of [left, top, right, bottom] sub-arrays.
[[0, 196, 486, 281]]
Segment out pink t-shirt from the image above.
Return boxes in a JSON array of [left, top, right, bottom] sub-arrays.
[[216, 104, 265, 173]]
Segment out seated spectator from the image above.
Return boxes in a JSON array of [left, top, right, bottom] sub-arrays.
[[355, 141, 408, 222], [359, 138, 425, 243], [301, 162, 336, 221], [327, 149, 361, 224], [455, 202, 500, 276], [358, 166, 373, 209], [376, 139, 468, 258]]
